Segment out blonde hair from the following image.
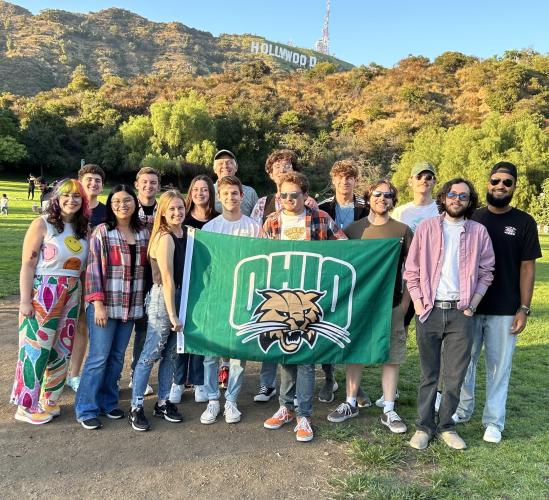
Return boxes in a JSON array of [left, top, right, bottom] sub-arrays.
[[148, 190, 186, 257]]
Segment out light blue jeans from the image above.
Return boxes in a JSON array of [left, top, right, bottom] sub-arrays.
[[203, 357, 246, 403], [279, 364, 315, 418], [131, 285, 180, 407], [456, 315, 516, 431]]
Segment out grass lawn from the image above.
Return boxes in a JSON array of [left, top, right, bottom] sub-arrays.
[[1, 179, 548, 498]]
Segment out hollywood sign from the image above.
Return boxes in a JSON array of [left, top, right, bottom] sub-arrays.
[[250, 41, 317, 68]]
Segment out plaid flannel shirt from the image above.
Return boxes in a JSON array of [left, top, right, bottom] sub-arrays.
[[262, 207, 348, 241], [85, 223, 150, 321]]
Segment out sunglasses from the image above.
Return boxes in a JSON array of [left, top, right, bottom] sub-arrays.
[[280, 191, 302, 200], [415, 173, 434, 181], [372, 191, 394, 199], [446, 192, 470, 201], [490, 178, 514, 187]]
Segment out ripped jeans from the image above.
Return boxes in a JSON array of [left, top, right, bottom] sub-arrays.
[[131, 284, 181, 407]]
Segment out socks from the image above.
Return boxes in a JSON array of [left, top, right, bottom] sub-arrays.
[[346, 397, 357, 407], [383, 400, 395, 413]]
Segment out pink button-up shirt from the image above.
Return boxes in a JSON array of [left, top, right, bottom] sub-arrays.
[[404, 214, 495, 322]]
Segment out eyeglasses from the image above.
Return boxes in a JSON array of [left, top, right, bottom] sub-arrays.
[[415, 173, 434, 181], [446, 192, 470, 201], [490, 178, 514, 187], [372, 191, 394, 199], [280, 191, 302, 200], [111, 198, 135, 208]]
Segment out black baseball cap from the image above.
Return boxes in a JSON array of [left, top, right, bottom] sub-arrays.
[[490, 161, 517, 180]]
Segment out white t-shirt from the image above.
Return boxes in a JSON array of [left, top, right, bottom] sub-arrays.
[[435, 219, 465, 301], [280, 212, 307, 240], [392, 201, 439, 233], [202, 213, 261, 238]]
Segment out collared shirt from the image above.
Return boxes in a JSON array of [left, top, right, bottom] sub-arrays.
[[404, 214, 495, 322], [263, 206, 347, 241], [85, 223, 150, 321], [214, 182, 258, 217]]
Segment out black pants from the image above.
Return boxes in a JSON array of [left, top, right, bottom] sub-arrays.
[[131, 315, 148, 374], [415, 307, 473, 436]]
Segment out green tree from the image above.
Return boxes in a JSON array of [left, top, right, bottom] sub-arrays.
[[68, 65, 97, 92], [119, 115, 154, 167], [0, 135, 27, 164]]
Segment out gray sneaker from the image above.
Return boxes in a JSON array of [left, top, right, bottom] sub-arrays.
[[318, 381, 339, 403], [409, 430, 430, 450], [438, 430, 467, 450], [381, 410, 407, 433], [357, 387, 372, 408], [327, 402, 358, 423]]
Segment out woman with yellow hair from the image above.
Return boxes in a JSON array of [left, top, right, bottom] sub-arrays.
[[11, 179, 89, 424], [128, 190, 187, 431]]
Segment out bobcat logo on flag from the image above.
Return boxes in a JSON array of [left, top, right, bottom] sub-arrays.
[[230, 252, 354, 355]]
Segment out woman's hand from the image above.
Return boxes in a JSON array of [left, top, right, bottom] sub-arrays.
[[94, 301, 108, 328], [19, 301, 34, 319], [170, 314, 183, 332]]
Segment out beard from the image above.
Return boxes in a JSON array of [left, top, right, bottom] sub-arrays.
[[445, 203, 468, 218], [487, 191, 513, 208]]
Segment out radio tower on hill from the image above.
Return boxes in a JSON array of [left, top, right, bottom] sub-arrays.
[[314, 0, 330, 54]]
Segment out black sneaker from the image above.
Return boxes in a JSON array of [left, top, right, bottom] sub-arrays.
[[153, 401, 183, 423], [254, 386, 277, 402], [327, 402, 359, 423], [104, 408, 125, 419], [128, 407, 150, 431], [81, 417, 103, 430]]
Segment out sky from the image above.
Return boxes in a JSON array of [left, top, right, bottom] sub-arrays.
[[11, 0, 549, 67]]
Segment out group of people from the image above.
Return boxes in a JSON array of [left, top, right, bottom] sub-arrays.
[[10, 149, 541, 450]]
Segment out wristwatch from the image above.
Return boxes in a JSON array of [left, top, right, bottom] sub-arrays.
[[518, 305, 531, 316]]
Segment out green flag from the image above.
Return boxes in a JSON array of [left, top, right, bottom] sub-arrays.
[[178, 229, 401, 364]]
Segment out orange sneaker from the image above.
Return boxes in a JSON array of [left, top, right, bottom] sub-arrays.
[[264, 406, 295, 429], [41, 402, 61, 417], [294, 416, 314, 442], [14, 406, 53, 425]]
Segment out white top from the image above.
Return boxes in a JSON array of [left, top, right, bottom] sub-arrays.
[[392, 201, 439, 233], [435, 219, 464, 301], [0, 197, 7, 208], [202, 214, 261, 237], [280, 211, 307, 240], [35, 216, 88, 277], [214, 183, 258, 217]]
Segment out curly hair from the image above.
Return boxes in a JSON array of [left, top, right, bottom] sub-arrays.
[[330, 159, 359, 180], [265, 149, 298, 175], [185, 175, 216, 219], [279, 172, 309, 194], [435, 178, 478, 219], [364, 179, 399, 208], [46, 179, 90, 240], [105, 184, 143, 232], [78, 163, 105, 183]]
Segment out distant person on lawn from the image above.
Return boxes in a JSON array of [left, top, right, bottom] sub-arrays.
[[454, 162, 541, 444]]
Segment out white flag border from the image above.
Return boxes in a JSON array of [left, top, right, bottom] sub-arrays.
[[177, 226, 195, 353]]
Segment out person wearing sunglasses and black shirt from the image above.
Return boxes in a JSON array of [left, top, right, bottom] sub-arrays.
[[453, 162, 541, 444]]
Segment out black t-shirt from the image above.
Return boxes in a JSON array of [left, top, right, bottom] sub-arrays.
[[184, 212, 219, 230], [90, 202, 107, 229], [472, 207, 541, 315]]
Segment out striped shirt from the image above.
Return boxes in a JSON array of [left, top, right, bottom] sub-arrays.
[[85, 223, 150, 321]]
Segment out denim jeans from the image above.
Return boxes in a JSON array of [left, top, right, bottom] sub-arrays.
[[259, 362, 277, 388], [456, 315, 516, 431], [75, 303, 134, 421], [131, 285, 180, 407], [415, 307, 473, 436], [173, 353, 205, 386], [279, 364, 315, 418], [203, 357, 246, 403]]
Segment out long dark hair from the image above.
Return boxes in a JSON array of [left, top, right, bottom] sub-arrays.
[[105, 184, 143, 232], [436, 178, 478, 219], [46, 179, 89, 239], [185, 175, 216, 220]]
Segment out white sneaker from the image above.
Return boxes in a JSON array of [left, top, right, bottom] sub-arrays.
[[451, 412, 471, 424], [169, 384, 184, 404], [483, 425, 502, 444], [224, 401, 242, 424], [194, 385, 208, 403], [435, 391, 442, 413], [375, 391, 400, 408], [200, 400, 220, 424], [66, 376, 80, 392], [144, 384, 154, 396]]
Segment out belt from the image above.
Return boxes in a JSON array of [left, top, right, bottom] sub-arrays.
[[434, 300, 458, 310]]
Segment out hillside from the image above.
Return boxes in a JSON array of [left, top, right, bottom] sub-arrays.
[[0, 1, 353, 95]]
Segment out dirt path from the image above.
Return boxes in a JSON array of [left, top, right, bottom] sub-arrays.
[[0, 297, 349, 499]]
